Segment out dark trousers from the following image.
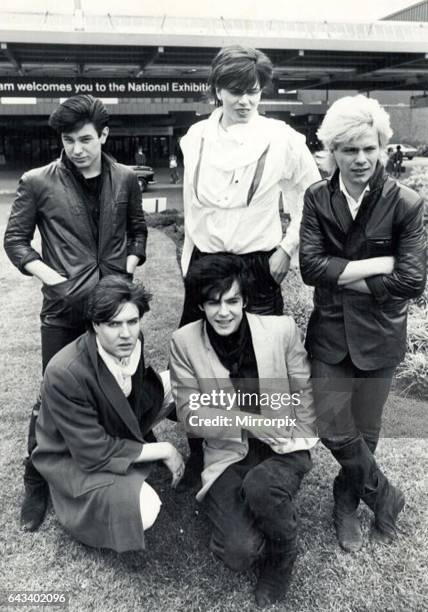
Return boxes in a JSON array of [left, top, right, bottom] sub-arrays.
[[179, 248, 284, 328], [26, 321, 86, 479], [204, 439, 312, 571], [311, 356, 395, 508]]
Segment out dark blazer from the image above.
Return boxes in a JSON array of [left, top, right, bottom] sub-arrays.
[[4, 152, 147, 321], [299, 164, 426, 369], [32, 331, 164, 552]]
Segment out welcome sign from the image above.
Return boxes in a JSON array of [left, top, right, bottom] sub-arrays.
[[0, 77, 211, 98]]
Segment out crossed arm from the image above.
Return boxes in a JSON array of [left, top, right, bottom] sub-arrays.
[[299, 189, 426, 301]]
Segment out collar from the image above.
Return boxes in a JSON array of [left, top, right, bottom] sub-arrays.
[[339, 173, 370, 207], [200, 107, 271, 171], [330, 161, 387, 195], [96, 338, 141, 397], [59, 150, 114, 175]]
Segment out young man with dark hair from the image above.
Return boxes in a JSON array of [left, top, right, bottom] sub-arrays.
[[4, 94, 147, 532], [178, 44, 320, 488], [300, 95, 426, 552], [32, 275, 183, 552], [170, 254, 317, 608]]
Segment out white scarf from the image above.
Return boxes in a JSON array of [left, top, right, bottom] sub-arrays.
[[96, 338, 141, 397]]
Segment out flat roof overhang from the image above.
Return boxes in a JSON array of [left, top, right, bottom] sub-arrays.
[[1, 12, 428, 91]]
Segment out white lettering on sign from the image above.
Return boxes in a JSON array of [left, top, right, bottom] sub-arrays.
[[128, 82, 170, 93]]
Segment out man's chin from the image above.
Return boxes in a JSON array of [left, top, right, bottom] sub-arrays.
[[114, 347, 135, 358]]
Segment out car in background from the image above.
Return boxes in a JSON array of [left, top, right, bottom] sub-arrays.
[[388, 144, 418, 160], [417, 144, 428, 157], [129, 164, 155, 192]]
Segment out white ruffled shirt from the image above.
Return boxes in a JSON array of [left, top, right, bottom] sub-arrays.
[[96, 339, 141, 397], [179, 107, 320, 274]]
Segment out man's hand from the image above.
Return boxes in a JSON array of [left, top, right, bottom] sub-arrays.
[[24, 260, 68, 286], [268, 247, 291, 284], [126, 254, 140, 275], [162, 443, 185, 488]]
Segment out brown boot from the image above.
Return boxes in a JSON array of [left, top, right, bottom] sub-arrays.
[[255, 539, 297, 607], [333, 471, 363, 552], [361, 475, 405, 544], [175, 438, 204, 493], [20, 459, 49, 532]]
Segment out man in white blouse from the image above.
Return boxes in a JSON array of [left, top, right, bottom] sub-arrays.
[[177, 45, 320, 488], [179, 45, 320, 326]]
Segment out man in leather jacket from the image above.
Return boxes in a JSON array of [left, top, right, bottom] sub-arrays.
[[300, 95, 426, 553], [4, 94, 147, 532]]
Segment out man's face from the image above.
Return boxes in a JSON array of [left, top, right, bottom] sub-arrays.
[[333, 126, 380, 192], [61, 122, 108, 176], [201, 280, 245, 336], [93, 302, 141, 359], [216, 83, 261, 128]]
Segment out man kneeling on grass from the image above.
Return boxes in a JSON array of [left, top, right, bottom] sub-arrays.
[[32, 276, 184, 552], [170, 254, 317, 607]]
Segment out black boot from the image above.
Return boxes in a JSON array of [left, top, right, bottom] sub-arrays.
[[361, 473, 405, 544], [175, 437, 204, 493], [332, 470, 362, 552], [20, 458, 49, 532], [255, 537, 297, 607]]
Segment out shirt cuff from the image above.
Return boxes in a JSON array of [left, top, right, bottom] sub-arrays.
[[20, 252, 42, 276]]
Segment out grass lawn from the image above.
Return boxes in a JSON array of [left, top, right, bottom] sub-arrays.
[[0, 194, 427, 612]]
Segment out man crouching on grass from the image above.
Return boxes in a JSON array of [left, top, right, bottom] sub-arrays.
[[170, 254, 317, 607], [32, 276, 184, 552]]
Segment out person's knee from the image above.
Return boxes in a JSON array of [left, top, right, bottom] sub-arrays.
[[210, 532, 263, 572], [139, 482, 162, 531], [321, 435, 358, 451], [243, 466, 299, 537]]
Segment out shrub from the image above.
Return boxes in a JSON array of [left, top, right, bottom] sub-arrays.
[[401, 166, 428, 201]]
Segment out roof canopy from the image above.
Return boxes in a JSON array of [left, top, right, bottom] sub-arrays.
[[1, 11, 428, 91]]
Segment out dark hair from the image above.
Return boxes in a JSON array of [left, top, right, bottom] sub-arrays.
[[209, 45, 273, 103], [185, 254, 249, 307], [49, 94, 109, 136], [86, 275, 151, 326]]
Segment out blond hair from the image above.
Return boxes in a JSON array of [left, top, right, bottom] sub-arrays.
[[317, 95, 393, 173]]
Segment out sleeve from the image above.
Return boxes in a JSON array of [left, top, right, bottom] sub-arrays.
[[126, 172, 148, 265], [180, 129, 198, 276], [366, 197, 426, 303], [299, 188, 349, 287], [279, 133, 321, 258], [43, 366, 143, 474], [284, 319, 317, 441], [3, 174, 43, 275]]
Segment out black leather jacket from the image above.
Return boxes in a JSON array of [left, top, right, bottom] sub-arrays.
[[4, 152, 147, 324], [300, 164, 426, 369]]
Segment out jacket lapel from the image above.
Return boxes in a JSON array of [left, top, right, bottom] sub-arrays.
[[352, 162, 387, 227], [86, 331, 145, 443], [246, 313, 277, 397], [329, 170, 353, 235]]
